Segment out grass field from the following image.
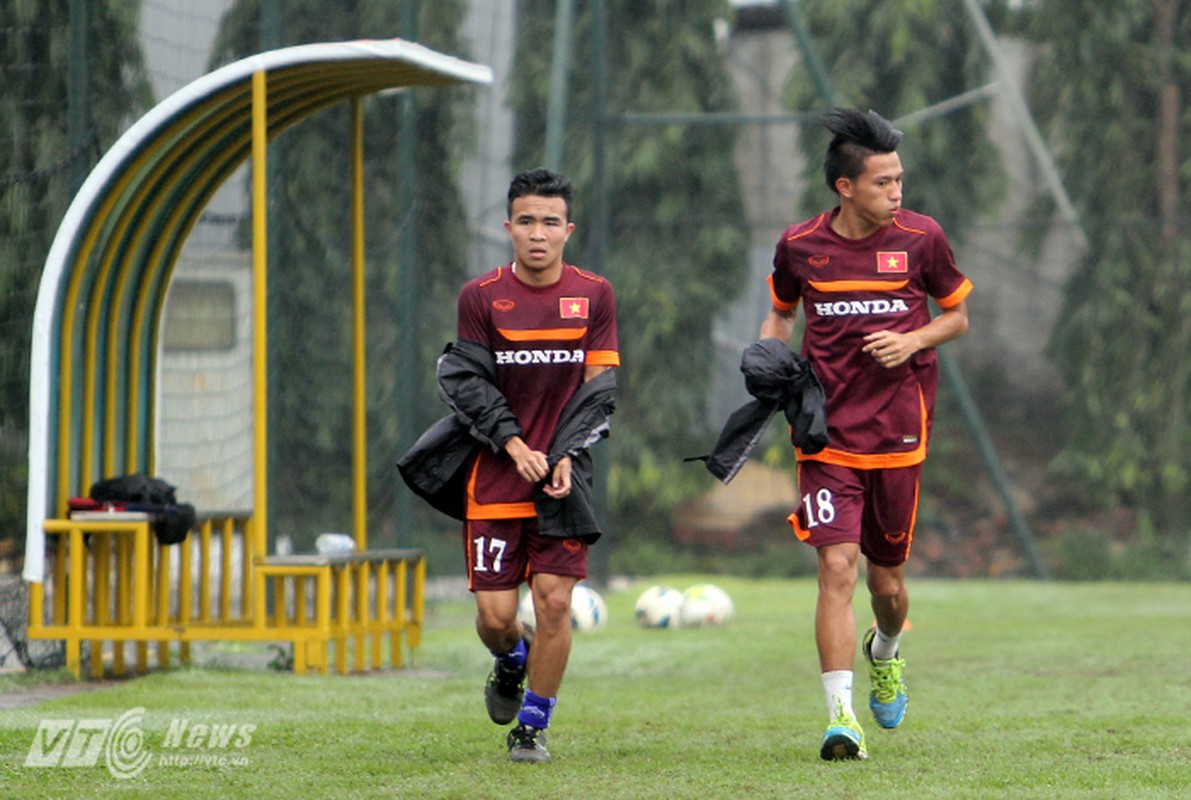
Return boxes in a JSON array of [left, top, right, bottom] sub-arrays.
[[1, 576, 1189, 799]]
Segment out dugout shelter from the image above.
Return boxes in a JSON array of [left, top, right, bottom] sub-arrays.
[[21, 38, 491, 678]]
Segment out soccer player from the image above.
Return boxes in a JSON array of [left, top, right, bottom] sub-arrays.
[[759, 109, 971, 760], [445, 168, 618, 762]]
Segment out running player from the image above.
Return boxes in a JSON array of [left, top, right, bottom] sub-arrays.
[[454, 168, 618, 762], [759, 109, 972, 760]]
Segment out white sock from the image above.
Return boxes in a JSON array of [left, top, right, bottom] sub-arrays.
[[822, 670, 854, 720], [871, 628, 902, 660]]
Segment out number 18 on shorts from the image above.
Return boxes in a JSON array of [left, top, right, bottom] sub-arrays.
[[791, 461, 921, 567]]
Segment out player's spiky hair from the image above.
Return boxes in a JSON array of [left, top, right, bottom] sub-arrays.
[[821, 108, 903, 194]]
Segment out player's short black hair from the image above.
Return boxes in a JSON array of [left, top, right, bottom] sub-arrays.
[[507, 168, 574, 220], [821, 108, 903, 194]]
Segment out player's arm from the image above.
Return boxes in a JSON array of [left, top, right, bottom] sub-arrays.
[[583, 364, 610, 382], [583, 284, 619, 384], [759, 303, 799, 343], [862, 300, 969, 368]]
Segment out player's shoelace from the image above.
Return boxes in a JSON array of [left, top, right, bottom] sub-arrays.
[[869, 656, 905, 703]]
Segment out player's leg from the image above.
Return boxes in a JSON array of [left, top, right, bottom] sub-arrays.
[[816, 542, 867, 759], [860, 571, 909, 729], [474, 588, 520, 653], [507, 532, 587, 763], [866, 562, 908, 648], [816, 542, 861, 673], [507, 574, 577, 763], [792, 461, 867, 760], [859, 465, 919, 729], [862, 562, 908, 728], [465, 520, 531, 726], [524, 571, 578, 699]]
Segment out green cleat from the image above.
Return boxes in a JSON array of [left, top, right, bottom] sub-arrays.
[[862, 627, 908, 729], [820, 706, 868, 761]]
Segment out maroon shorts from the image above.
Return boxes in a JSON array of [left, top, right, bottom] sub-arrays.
[[463, 518, 588, 592], [788, 460, 922, 567]]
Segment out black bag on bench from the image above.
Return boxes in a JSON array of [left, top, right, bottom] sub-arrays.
[[89, 474, 196, 545]]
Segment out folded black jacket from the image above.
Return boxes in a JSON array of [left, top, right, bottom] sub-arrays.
[[396, 339, 616, 542], [699, 338, 829, 483]]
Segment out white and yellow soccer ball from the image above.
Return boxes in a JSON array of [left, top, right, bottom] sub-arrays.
[[678, 583, 735, 627], [517, 583, 608, 632], [634, 584, 685, 629]]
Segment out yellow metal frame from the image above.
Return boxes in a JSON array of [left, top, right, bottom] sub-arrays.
[[254, 549, 425, 675], [27, 514, 425, 678], [251, 69, 270, 569]]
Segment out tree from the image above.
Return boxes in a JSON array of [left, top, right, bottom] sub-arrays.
[[1028, 0, 1191, 570], [0, 1, 149, 551], [785, 0, 1003, 239], [212, 0, 477, 545], [508, 0, 751, 535]]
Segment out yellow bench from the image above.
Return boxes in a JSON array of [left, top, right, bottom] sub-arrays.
[[27, 513, 424, 678], [254, 549, 425, 675]]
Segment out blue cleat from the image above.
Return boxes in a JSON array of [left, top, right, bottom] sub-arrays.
[[863, 626, 908, 729], [820, 707, 868, 761]]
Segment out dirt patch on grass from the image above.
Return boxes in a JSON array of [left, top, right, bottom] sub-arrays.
[[0, 677, 123, 710]]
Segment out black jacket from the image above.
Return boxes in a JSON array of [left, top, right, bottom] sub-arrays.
[[699, 338, 829, 483], [397, 339, 616, 542]]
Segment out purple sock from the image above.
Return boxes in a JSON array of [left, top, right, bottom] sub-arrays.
[[492, 637, 527, 670], [517, 691, 556, 729]]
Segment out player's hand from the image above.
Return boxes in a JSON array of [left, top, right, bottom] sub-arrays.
[[505, 436, 551, 483], [862, 329, 916, 369], [542, 457, 573, 499]]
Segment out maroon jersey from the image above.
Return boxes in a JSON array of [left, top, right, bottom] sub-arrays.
[[457, 263, 619, 518], [769, 208, 972, 468]]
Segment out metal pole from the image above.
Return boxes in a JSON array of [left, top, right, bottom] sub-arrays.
[[259, 0, 280, 556], [67, 0, 90, 195], [781, 0, 837, 108], [613, 84, 999, 129], [939, 350, 1050, 579], [251, 70, 269, 563], [350, 97, 368, 550], [544, 0, 576, 171], [591, 0, 609, 283], [588, 0, 611, 588], [259, 0, 281, 50], [957, 0, 1087, 250], [394, 2, 421, 548]]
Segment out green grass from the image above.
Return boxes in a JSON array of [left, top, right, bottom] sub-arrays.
[[2, 576, 1189, 798]]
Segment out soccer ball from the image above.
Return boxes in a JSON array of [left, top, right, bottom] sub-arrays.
[[678, 583, 735, 627], [517, 584, 608, 632], [634, 585, 684, 629], [570, 585, 608, 632], [517, 590, 536, 631]]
